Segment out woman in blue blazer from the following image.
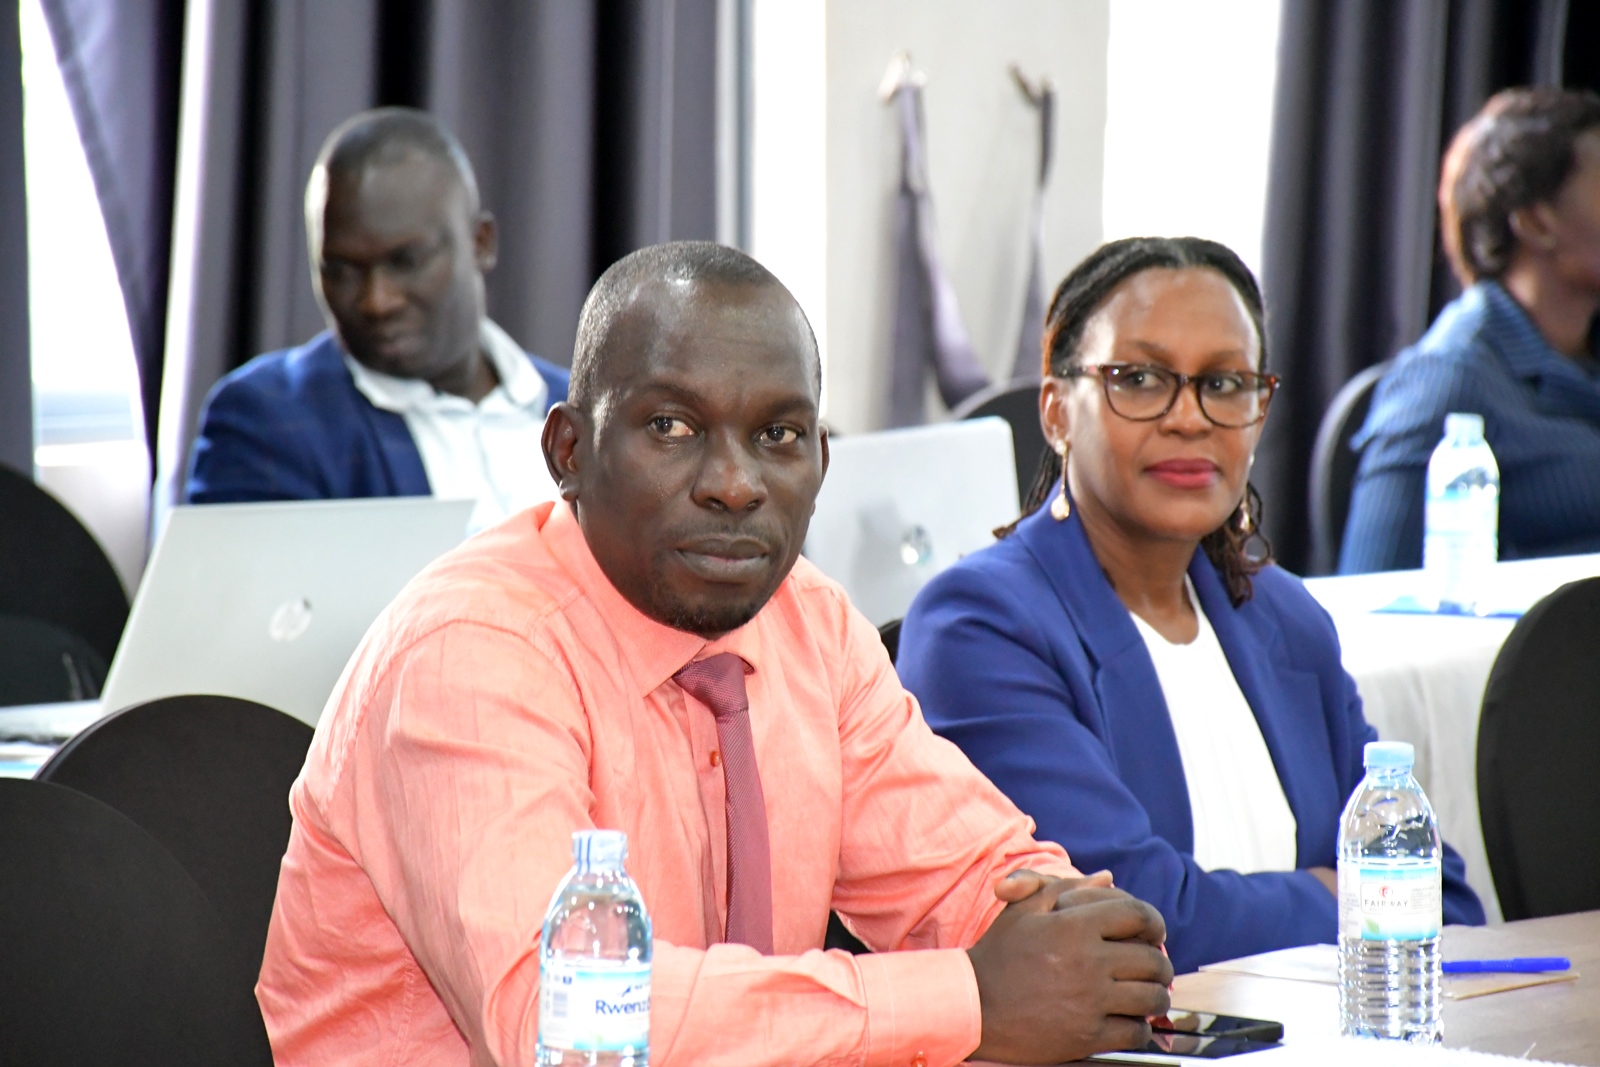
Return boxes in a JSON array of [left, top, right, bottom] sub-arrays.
[[898, 237, 1483, 974]]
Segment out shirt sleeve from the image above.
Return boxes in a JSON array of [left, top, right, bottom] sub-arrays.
[[827, 592, 1080, 958], [1340, 349, 1491, 574], [319, 617, 1044, 1067]]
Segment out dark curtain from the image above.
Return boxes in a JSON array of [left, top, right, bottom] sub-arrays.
[[1258, 0, 1569, 574], [0, 6, 28, 477], [39, 0, 718, 511], [39, 0, 185, 470]]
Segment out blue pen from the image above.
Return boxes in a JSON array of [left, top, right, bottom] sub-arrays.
[[1441, 957, 1570, 974]]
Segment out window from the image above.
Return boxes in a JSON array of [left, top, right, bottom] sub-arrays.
[[21, 0, 149, 593], [1101, 0, 1282, 278]]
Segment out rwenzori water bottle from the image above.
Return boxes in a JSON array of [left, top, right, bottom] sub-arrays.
[[1423, 412, 1499, 614], [538, 830, 652, 1067], [1337, 741, 1443, 1044]]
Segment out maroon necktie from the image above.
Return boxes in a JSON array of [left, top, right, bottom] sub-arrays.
[[673, 653, 774, 954]]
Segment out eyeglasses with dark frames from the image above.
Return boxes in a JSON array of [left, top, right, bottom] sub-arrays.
[[1061, 362, 1279, 428]]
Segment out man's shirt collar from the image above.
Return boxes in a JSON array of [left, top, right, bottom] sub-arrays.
[[540, 500, 767, 698], [344, 319, 550, 414]]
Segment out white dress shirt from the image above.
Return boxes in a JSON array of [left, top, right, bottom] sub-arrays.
[[1129, 579, 1299, 875], [345, 319, 558, 533]]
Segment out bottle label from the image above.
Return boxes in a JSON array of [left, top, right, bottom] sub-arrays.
[[1339, 861, 1442, 941], [538, 959, 651, 1054], [1425, 490, 1497, 539]]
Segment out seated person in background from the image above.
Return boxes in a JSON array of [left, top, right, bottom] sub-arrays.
[[897, 237, 1484, 976], [256, 241, 1174, 1066], [1342, 88, 1600, 573], [185, 107, 569, 532]]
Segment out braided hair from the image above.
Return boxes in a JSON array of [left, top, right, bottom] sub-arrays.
[[1006, 235, 1272, 607]]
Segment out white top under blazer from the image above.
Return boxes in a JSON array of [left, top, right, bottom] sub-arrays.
[[1129, 578, 1299, 875]]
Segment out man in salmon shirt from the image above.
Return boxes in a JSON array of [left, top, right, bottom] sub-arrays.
[[257, 241, 1172, 1066]]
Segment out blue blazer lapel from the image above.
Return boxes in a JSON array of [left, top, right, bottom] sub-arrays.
[[1190, 558, 1335, 865], [302, 334, 432, 498], [369, 407, 431, 496], [328, 358, 430, 496], [1015, 506, 1195, 851]]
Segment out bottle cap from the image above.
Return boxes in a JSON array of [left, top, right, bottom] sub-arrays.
[[1364, 740, 1415, 771], [572, 829, 628, 871], [1444, 412, 1485, 441]]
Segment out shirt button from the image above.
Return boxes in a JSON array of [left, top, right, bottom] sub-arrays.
[[910, 1053, 927, 1067], [710, 750, 721, 767]]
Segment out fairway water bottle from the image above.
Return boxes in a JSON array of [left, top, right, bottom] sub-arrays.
[[1423, 412, 1499, 613], [538, 830, 652, 1066], [1338, 741, 1443, 1043]]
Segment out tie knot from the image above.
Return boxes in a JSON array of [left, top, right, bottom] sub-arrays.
[[673, 653, 749, 720]]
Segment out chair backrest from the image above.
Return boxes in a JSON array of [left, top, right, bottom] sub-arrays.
[[878, 618, 902, 666], [1476, 577, 1600, 921], [37, 694, 314, 978], [0, 463, 129, 664], [1307, 360, 1391, 575], [953, 378, 1046, 504], [0, 613, 107, 705], [0, 778, 272, 1065]]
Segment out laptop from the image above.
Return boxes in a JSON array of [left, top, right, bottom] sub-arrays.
[[804, 418, 1019, 626], [99, 496, 475, 726]]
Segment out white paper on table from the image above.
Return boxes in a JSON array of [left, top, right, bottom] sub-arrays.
[[1090, 1034, 1573, 1066], [1243, 1036, 1575, 1065], [1198, 943, 1579, 1001], [1198, 943, 1338, 984]]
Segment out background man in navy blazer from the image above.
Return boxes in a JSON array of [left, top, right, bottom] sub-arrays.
[[184, 108, 569, 531]]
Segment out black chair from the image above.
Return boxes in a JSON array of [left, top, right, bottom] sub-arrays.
[[1307, 360, 1391, 575], [0, 463, 128, 666], [824, 911, 871, 954], [1476, 577, 1600, 921], [0, 613, 106, 704], [0, 777, 272, 1065], [953, 378, 1046, 505], [878, 617, 902, 666], [37, 694, 314, 983]]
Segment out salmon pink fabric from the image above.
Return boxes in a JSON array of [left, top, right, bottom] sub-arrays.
[[257, 500, 1076, 1067]]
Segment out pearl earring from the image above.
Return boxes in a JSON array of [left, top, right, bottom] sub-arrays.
[[1050, 441, 1071, 521]]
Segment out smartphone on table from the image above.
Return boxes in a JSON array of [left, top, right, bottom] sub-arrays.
[[1087, 1010, 1283, 1064]]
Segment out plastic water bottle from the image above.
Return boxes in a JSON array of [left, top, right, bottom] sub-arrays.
[[1337, 741, 1443, 1043], [538, 830, 652, 1066], [1423, 412, 1499, 614]]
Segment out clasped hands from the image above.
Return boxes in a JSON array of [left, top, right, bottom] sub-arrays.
[[966, 869, 1173, 1065]]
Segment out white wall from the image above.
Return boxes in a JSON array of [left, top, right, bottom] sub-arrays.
[[750, 0, 1110, 433], [747, 2, 829, 379], [1101, 0, 1281, 278]]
